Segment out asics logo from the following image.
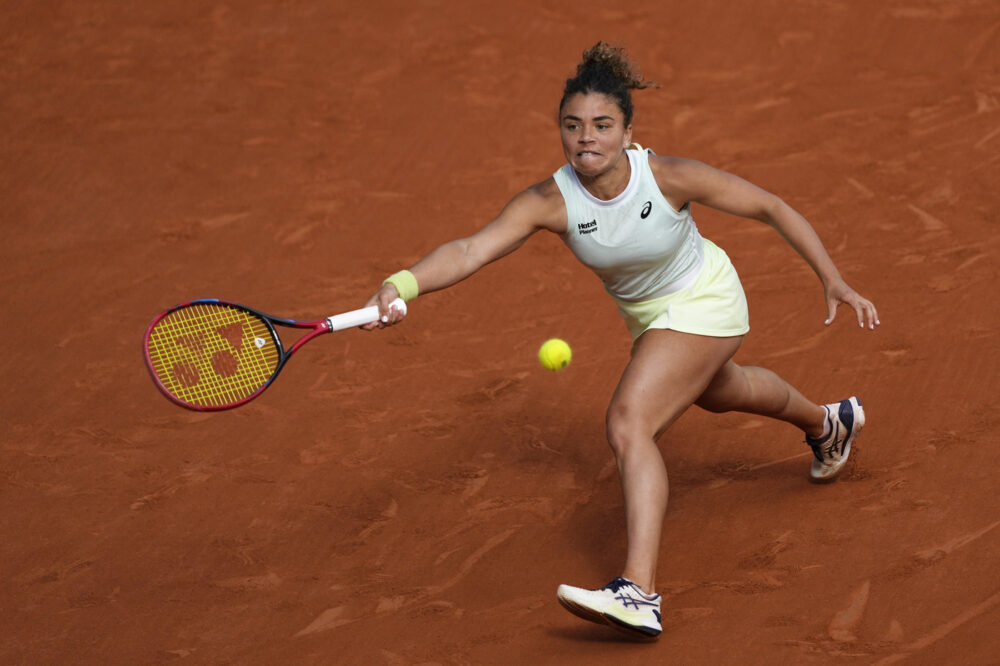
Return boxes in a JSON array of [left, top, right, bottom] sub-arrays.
[[640, 201, 652, 219], [824, 423, 842, 458], [614, 592, 659, 610]]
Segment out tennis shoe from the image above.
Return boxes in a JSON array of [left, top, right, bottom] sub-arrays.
[[806, 396, 865, 482], [557, 577, 662, 638]]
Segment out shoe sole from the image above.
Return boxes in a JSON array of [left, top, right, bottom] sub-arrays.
[[810, 397, 865, 484], [557, 593, 661, 640]]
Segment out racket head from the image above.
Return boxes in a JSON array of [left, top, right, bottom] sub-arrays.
[[144, 299, 286, 410]]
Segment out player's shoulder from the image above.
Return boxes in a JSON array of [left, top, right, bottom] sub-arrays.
[[646, 153, 722, 211], [526, 175, 562, 200], [510, 176, 567, 233], [648, 153, 724, 196], [647, 153, 707, 182]]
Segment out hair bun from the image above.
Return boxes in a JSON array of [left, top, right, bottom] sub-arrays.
[[578, 41, 658, 91]]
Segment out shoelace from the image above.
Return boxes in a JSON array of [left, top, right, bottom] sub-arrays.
[[602, 577, 634, 593]]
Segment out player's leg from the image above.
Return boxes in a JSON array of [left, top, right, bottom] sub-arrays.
[[557, 329, 742, 638], [694, 361, 865, 482], [695, 361, 826, 436], [609, 330, 743, 593]]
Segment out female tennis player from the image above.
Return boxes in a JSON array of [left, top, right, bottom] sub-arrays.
[[364, 42, 878, 639]]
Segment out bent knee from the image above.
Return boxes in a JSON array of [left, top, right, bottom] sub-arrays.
[[605, 400, 667, 458], [695, 394, 733, 413], [696, 363, 749, 413], [606, 402, 648, 456]]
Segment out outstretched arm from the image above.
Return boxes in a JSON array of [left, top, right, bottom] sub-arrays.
[[363, 183, 565, 328], [653, 157, 879, 329]]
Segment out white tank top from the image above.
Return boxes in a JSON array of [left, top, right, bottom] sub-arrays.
[[554, 147, 704, 302]]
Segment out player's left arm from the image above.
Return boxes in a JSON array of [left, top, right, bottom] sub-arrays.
[[652, 156, 879, 329]]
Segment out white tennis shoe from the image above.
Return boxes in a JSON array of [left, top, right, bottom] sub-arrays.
[[557, 577, 662, 638], [806, 396, 865, 482]]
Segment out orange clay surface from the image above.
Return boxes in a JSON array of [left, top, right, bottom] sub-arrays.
[[3, 1, 999, 664]]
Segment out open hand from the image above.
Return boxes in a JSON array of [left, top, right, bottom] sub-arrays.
[[824, 279, 879, 329]]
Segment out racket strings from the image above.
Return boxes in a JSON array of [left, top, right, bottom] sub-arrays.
[[146, 303, 280, 408]]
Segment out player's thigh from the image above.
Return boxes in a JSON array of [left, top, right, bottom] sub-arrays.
[[609, 330, 744, 437]]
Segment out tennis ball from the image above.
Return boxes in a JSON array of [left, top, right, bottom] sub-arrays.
[[538, 338, 572, 371]]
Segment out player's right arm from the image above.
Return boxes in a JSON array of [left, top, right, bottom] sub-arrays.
[[409, 183, 563, 293], [364, 179, 566, 326]]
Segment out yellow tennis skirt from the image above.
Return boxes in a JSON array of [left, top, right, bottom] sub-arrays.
[[612, 239, 750, 340]]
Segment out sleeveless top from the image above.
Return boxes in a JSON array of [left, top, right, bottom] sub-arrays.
[[553, 147, 705, 302]]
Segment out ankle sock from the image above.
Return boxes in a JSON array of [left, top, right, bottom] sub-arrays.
[[818, 407, 832, 439], [625, 579, 658, 600]]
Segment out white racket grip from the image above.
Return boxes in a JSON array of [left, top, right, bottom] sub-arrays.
[[326, 298, 407, 332]]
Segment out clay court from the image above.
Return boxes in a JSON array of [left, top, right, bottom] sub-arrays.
[[3, 1, 999, 663]]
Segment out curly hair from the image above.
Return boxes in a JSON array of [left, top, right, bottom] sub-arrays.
[[560, 42, 658, 126]]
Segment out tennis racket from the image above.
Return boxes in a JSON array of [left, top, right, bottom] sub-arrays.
[[144, 298, 406, 411]]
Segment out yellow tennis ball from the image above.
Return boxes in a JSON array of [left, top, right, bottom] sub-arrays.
[[538, 338, 572, 371]]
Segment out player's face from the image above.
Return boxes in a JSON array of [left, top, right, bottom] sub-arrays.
[[560, 92, 633, 178]]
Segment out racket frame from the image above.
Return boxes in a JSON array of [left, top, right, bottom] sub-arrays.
[[143, 298, 403, 411]]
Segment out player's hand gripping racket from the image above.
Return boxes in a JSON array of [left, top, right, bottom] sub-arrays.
[[144, 298, 406, 410]]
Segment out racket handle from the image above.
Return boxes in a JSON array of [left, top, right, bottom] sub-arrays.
[[326, 298, 407, 331]]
